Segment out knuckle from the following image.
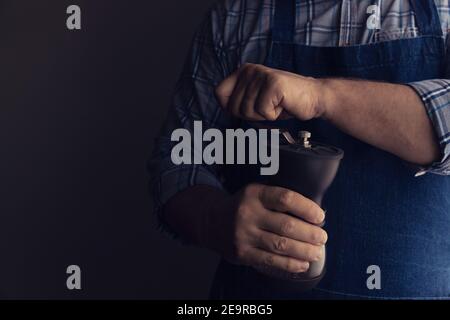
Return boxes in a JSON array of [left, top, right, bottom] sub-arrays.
[[267, 74, 286, 92], [279, 190, 294, 207], [285, 259, 303, 273], [284, 259, 295, 273], [263, 254, 275, 267], [243, 183, 258, 197], [280, 220, 294, 235], [266, 72, 280, 86], [236, 204, 251, 219], [273, 236, 288, 253]]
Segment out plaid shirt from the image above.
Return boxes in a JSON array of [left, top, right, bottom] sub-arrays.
[[149, 0, 450, 233]]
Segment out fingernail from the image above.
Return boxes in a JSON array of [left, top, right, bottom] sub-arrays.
[[319, 232, 328, 245], [301, 262, 310, 271], [316, 210, 325, 224]]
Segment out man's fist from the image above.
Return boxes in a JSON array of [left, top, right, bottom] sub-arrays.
[[211, 183, 327, 274], [215, 63, 324, 122]]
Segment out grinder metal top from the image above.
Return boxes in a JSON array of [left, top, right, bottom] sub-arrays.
[[280, 130, 344, 160]]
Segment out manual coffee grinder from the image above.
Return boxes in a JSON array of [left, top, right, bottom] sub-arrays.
[[258, 130, 344, 293]]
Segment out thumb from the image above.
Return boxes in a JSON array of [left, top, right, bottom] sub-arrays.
[[215, 69, 240, 109]]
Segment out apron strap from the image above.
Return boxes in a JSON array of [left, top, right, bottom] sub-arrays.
[[272, 0, 296, 42], [410, 0, 443, 37]]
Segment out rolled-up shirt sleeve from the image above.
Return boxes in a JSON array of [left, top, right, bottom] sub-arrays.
[[147, 3, 233, 237], [407, 79, 450, 175]]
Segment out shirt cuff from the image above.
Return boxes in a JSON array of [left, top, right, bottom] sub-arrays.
[[150, 164, 225, 239], [406, 80, 450, 176]]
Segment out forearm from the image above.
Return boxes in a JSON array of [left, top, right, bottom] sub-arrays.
[[163, 185, 230, 248], [319, 78, 441, 166]]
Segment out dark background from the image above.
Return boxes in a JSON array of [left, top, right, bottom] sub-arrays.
[[0, 0, 219, 299]]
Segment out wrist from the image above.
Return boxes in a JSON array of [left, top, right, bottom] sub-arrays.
[[316, 78, 338, 121]]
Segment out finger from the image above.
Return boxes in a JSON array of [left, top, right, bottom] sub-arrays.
[[215, 70, 240, 109], [255, 79, 284, 121], [254, 229, 324, 262], [259, 186, 325, 224], [227, 74, 250, 117], [259, 211, 327, 245], [244, 247, 310, 274], [239, 77, 266, 121]]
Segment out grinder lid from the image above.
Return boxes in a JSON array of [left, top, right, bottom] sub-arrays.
[[279, 130, 344, 160]]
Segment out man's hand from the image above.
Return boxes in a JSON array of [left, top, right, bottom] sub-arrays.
[[216, 63, 440, 166], [208, 183, 327, 274], [215, 63, 324, 122]]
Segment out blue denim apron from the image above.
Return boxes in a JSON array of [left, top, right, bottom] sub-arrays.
[[211, 0, 450, 299]]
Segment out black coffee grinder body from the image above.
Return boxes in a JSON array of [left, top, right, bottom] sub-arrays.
[[258, 131, 344, 293]]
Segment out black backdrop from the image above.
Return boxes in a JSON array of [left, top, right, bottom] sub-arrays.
[[0, 0, 219, 299]]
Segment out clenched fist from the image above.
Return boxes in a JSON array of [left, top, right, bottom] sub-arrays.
[[215, 63, 325, 122]]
